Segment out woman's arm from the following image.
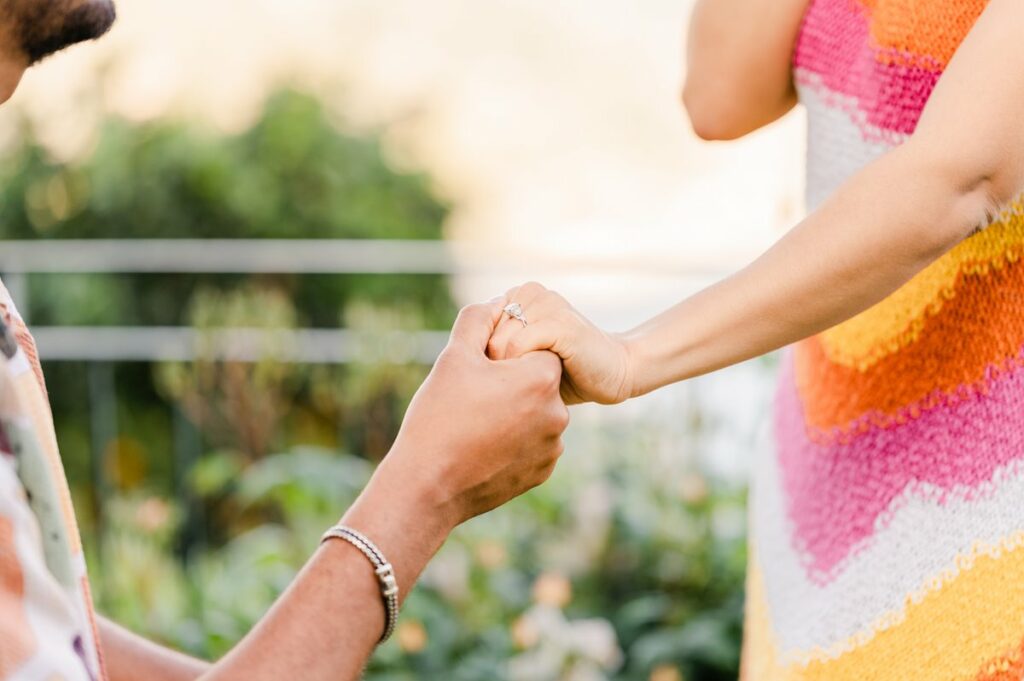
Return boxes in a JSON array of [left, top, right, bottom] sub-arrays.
[[682, 0, 809, 140], [489, 0, 1024, 403]]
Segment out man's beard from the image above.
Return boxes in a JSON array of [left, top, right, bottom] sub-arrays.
[[2, 0, 116, 64]]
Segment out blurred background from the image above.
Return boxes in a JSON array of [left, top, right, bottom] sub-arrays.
[[0, 1, 805, 679]]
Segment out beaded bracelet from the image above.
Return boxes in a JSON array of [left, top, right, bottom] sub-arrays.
[[321, 524, 399, 643]]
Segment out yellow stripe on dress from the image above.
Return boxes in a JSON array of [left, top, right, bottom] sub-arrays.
[[820, 202, 1024, 370], [743, 532, 1024, 680]]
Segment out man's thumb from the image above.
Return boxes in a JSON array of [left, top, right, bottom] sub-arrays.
[[447, 297, 506, 354]]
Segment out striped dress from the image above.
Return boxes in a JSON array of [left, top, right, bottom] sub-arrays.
[[741, 1, 1024, 679]]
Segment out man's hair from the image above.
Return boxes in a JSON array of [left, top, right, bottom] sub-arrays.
[[1, 0, 116, 64]]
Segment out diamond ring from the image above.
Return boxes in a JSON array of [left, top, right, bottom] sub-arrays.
[[503, 302, 528, 327]]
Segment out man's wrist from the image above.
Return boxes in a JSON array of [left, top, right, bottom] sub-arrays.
[[338, 450, 456, 596]]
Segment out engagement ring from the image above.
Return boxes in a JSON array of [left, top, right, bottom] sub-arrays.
[[503, 302, 528, 327]]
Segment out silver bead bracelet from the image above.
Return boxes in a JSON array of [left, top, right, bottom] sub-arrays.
[[321, 524, 399, 643]]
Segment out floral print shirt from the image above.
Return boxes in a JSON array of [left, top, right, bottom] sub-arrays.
[[0, 278, 105, 680]]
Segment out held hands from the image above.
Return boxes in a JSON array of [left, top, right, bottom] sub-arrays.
[[486, 282, 636, 405], [374, 298, 570, 529], [358, 285, 622, 543]]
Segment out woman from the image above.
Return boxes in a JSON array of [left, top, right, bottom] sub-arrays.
[[489, 0, 1024, 678]]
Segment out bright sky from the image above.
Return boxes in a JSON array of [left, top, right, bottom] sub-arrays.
[[1, 0, 806, 328]]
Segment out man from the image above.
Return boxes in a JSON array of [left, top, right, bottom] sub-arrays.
[[0, 3, 570, 680]]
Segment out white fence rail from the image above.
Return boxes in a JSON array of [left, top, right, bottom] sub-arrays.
[[30, 326, 450, 364], [0, 239, 728, 275], [0, 238, 757, 533], [1, 239, 728, 363]]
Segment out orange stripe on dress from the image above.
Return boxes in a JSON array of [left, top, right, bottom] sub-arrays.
[[795, 255, 1024, 434], [860, 0, 987, 68], [973, 637, 1024, 681]]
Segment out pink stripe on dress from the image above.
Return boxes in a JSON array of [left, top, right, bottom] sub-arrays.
[[794, 0, 940, 137], [774, 353, 1024, 581]]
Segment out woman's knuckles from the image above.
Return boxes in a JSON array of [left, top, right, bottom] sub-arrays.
[[518, 281, 547, 297]]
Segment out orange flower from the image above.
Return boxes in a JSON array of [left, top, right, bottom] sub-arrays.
[[475, 540, 508, 570], [511, 615, 540, 649], [649, 664, 684, 681], [397, 620, 428, 653], [532, 572, 572, 608]]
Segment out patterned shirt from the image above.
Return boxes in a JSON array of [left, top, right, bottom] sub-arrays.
[[0, 277, 105, 680]]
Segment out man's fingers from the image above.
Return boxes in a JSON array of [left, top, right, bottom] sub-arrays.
[[514, 351, 571, 438], [515, 349, 564, 393], [502, 321, 559, 360], [448, 297, 506, 354], [486, 314, 519, 360]]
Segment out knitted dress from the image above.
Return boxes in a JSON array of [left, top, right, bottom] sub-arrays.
[[741, 1, 1024, 679]]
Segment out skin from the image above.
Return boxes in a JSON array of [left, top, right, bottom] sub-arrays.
[[1, 8, 571, 677], [682, 0, 809, 140], [92, 300, 566, 681], [93, 301, 565, 681], [489, 0, 1024, 407], [0, 23, 27, 104], [198, 301, 568, 681], [99, 619, 211, 681], [0, 54, 25, 104], [0, 0, 116, 104], [98, 300, 567, 681]]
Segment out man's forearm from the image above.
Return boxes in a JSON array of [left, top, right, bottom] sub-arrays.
[[100, 461, 452, 681], [199, 459, 453, 681], [100, 617, 210, 681], [98, 300, 567, 681]]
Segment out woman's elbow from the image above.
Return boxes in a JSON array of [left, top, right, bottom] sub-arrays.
[[681, 78, 796, 141], [681, 81, 749, 141]]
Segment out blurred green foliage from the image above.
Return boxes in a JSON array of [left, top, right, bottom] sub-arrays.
[[0, 90, 453, 328], [93, 421, 746, 681], [0, 90, 456, 521], [0, 90, 749, 680]]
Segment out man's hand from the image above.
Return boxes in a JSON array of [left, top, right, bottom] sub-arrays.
[[202, 299, 569, 681], [358, 297, 570, 531], [486, 282, 635, 405]]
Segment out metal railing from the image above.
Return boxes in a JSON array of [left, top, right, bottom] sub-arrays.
[[0, 238, 730, 553], [0, 238, 729, 276], [0, 238, 726, 363]]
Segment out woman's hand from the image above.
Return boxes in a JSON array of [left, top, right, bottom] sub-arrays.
[[381, 298, 570, 526], [487, 282, 635, 405]]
